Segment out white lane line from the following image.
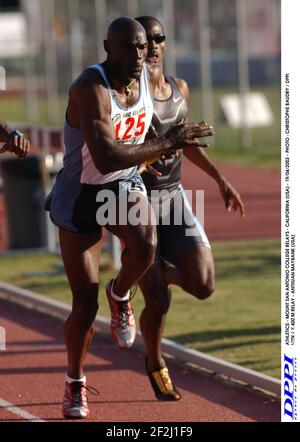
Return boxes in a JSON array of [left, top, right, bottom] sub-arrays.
[[0, 281, 281, 396], [0, 398, 45, 422]]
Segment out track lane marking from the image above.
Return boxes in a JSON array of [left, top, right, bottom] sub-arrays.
[[0, 397, 45, 422]]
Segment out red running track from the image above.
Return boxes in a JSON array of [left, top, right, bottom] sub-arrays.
[[181, 160, 280, 240], [0, 298, 280, 422], [0, 160, 280, 251]]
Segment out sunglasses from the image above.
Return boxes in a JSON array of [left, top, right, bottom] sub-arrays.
[[147, 34, 166, 44]]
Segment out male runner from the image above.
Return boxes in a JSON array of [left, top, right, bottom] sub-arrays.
[[45, 17, 213, 418], [0, 121, 30, 157], [135, 16, 245, 401]]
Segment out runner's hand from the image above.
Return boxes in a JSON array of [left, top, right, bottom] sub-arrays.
[[138, 162, 162, 177], [0, 130, 30, 158], [218, 178, 245, 218], [165, 122, 214, 149]]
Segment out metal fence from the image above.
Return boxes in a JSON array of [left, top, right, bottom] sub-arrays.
[[0, 0, 280, 132]]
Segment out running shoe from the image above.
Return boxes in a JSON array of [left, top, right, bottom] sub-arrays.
[[62, 380, 99, 419], [145, 358, 181, 401], [106, 279, 136, 349]]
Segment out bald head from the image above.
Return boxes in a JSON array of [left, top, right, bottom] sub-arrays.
[[106, 16, 146, 41], [103, 16, 148, 82]]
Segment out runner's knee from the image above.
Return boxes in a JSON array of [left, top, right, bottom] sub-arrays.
[[198, 280, 215, 300], [183, 274, 215, 300]]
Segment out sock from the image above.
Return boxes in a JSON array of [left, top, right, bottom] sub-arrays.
[[65, 374, 86, 384], [110, 279, 130, 301]]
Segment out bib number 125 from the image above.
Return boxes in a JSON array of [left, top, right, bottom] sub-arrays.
[[115, 113, 146, 141]]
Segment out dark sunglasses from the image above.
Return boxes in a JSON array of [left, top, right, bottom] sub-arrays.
[[147, 34, 166, 44]]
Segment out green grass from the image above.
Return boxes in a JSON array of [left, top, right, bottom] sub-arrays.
[[0, 84, 280, 169], [0, 238, 280, 379], [0, 94, 68, 128]]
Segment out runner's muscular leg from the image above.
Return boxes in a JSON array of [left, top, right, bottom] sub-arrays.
[[59, 228, 101, 379], [139, 262, 171, 372], [164, 245, 215, 300], [106, 192, 157, 297]]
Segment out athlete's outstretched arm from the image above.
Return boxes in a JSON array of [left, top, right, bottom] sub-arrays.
[[173, 78, 244, 218], [184, 146, 245, 218]]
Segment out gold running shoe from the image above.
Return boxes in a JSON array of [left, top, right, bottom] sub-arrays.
[[145, 358, 181, 401]]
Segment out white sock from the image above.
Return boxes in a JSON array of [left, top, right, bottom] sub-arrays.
[[65, 374, 86, 384], [110, 279, 130, 301]]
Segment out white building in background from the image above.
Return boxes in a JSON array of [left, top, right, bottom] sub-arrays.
[[0, 12, 26, 58], [0, 0, 42, 58]]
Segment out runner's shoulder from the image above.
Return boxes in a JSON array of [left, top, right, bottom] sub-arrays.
[[70, 67, 109, 106], [174, 77, 189, 101]]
